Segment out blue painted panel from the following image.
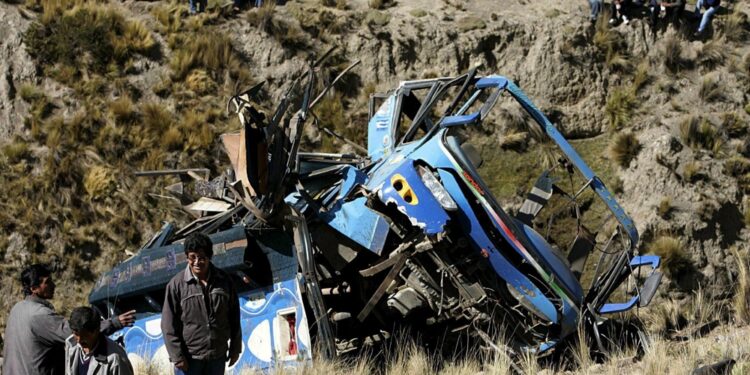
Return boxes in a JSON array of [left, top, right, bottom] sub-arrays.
[[112, 278, 312, 373], [438, 170, 559, 324], [319, 196, 390, 255], [367, 95, 397, 162], [519, 224, 583, 302], [475, 76, 509, 89], [376, 159, 450, 235], [441, 112, 480, 127], [599, 296, 639, 314], [631, 255, 661, 269]]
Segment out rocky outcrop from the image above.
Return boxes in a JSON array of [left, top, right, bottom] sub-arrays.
[[0, 3, 36, 138]]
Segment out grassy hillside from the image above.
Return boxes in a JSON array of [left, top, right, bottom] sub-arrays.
[[1, 0, 750, 373]]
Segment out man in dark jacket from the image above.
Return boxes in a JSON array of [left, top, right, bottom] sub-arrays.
[[2, 264, 136, 375], [161, 233, 242, 375], [65, 307, 133, 375]]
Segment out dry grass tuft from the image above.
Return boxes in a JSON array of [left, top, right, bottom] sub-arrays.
[[680, 116, 722, 152], [632, 62, 651, 94], [658, 196, 673, 219], [185, 69, 215, 95], [108, 96, 138, 125], [683, 161, 702, 183], [610, 132, 641, 168], [732, 247, 750, 325], [721, 111, 747, 137], [25, 4, 159, 78], [722, 9, 749, 43], [648, 235, 692, 279], [723, 156, 750, 177], [18, 83, 46, 103], [83, 164, 116, 200], [699, 73, 725, 103], [697, 40, 726, 70], [605, 87, 637, 130], [170, 33, 242, 81], [662, 35, 689, 74]]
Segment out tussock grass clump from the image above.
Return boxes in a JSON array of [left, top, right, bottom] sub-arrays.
[[724, 156, 750, 177], [185, 69, 215, 95], [151, 4, 185, 34], [170, 33, 242, 81], [605, 87, 637, 130], [410, 9, 427, 17], [25, 4, 159, 79], [662, 35, 689, 74], [632, 62, 651, 94], [698, 40, 727, 70], [141, 103, 173, 135], [680, 116, 722, 152], [683, 161, 701, 183], [2, 139, 31, 163], [83, 165, 116, 200], [593, 20, 631, 71], [723, 9, 749, 43], [699, 73, 725, 103], [721, 111, 747, 137], [610, 132, 641, 168], [18, 83, 46, 103], [246, 2, 276, 32], [648, 235, 692, 278], [108, 96, 138, 125], [732, 247, 750, 324], [658, 196, 673, 219]]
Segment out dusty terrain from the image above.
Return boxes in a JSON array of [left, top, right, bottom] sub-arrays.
[[1, 0, 749, 373]]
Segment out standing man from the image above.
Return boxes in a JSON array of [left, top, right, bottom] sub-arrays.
[[162, 233, 242, 375], [65, 307, 133, 375], [2, 264, 136, 375]]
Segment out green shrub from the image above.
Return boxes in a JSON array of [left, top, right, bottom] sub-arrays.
[[609, 132, 641, 168], [605, 87, 637, 130]]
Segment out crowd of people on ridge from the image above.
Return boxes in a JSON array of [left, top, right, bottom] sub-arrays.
[[587, 0, 722, 37]]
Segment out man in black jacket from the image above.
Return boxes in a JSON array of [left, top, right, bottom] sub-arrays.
[[161, 233, 242, 375]]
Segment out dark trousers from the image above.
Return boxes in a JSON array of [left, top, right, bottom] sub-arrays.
[[174, 358, 226, 375]]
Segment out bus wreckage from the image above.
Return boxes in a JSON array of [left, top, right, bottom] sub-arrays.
[[88, 60, 663, 372]]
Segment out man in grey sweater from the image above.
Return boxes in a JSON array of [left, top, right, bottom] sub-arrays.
[[2, 264, 136, 375]]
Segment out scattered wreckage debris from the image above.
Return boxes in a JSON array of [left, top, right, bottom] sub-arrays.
[[88, 51, 663, 370]]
